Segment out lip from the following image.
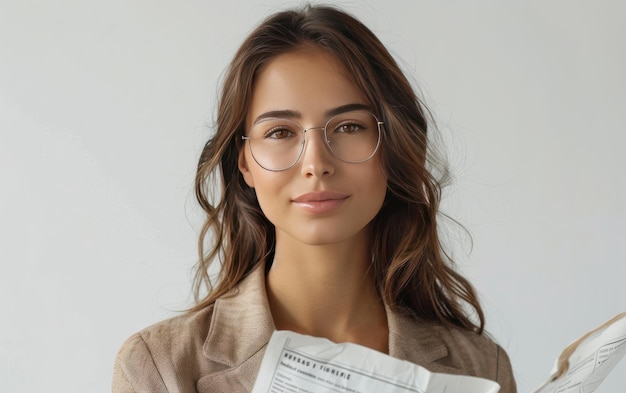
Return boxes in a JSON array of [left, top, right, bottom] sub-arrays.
[[292, 191, 349, 214], [292, 191, 350, 202]]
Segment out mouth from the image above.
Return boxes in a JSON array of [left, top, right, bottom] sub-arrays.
[[292, 191, 349, 213]]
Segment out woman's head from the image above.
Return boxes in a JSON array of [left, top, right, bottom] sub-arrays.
[[238, 47, 388, 248], [193, 4, 483, 333]]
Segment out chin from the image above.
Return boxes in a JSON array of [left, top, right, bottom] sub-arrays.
[[296, 232, 343, 246], [294, 224, 371, 247]]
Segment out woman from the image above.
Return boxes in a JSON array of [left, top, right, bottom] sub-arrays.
[[113, 5, 517, 392]]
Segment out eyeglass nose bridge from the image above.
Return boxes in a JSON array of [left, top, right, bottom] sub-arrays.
[[301, 125, 331, 144], [298, 125, 336, 166]]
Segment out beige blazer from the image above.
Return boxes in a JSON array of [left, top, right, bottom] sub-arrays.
[[113, 264, 517, 393]]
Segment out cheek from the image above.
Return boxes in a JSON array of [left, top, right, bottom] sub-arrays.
[[369, 167, 389, 217], [246, 171, 288, 218], [370, 160, 389, 199], [349, 163, 388, 215], [374, 178, 388, 211]]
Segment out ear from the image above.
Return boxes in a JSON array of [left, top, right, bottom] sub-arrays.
[[238, 148, 255, 188]]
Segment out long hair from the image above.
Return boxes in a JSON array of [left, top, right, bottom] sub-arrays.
[[191, 4, 485, 333]]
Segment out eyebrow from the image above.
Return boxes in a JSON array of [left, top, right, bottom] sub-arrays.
[[252, 103, 371, 124]]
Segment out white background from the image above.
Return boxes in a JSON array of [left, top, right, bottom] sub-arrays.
[[1, 1, 624, 392]]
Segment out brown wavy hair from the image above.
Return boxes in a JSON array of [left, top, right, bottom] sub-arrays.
[[191, 4, 485, 333]]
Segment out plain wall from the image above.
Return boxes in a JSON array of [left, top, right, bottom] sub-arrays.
[[1, 1, 624, 392]]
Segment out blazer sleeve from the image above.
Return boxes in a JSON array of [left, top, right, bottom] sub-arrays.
[[112, 333, 168, 393], [496, 344, 517, 393]]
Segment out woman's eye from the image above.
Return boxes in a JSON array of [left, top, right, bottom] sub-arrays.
[[265, 127, 294, 139], [334, 122, 363, 134]]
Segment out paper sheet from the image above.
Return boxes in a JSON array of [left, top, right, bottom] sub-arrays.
[[532, 312, 626, 393], [252, 330, 501, 393]]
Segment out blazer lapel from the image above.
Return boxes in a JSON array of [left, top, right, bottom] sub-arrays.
[[197, 263, 276, 392], [387, 306, 464, 375]]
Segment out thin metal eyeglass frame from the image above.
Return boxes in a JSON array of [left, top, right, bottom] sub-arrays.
[[240, 112, 384, 172]]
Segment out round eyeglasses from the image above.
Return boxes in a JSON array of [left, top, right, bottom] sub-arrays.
[[241, 110, 383, 172]]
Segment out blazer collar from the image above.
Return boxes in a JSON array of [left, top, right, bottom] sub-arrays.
[[203, 262, 276, 367], [387, 305, 449, 365], [203, 262, 449, 369]]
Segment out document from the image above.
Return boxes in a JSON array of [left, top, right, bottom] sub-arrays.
[[251, 330, 500, 393], [252, 312, 626, 393], [532, 312, 626, 393]]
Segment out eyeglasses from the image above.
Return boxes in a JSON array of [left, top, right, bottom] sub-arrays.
[[241, 110, 383, 172]]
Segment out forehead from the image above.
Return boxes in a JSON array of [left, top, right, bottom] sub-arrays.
[[248, 47, 367, 123]]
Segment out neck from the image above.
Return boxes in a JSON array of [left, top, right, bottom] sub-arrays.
[[266, 230, 388, 353]]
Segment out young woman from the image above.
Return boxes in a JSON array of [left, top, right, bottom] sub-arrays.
[[113, 5, 517, 393]]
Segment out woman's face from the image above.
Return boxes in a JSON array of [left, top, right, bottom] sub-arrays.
[[238, 47, 387, 247]]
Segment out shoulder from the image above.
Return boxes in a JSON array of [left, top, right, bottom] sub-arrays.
[[112, 265, 274, 392], [137, 306, 214, 352], [112, 306, 216, 393], [430, 323, 504, 368], [389, 311, 517, 393], [429, 322, 517, 393]]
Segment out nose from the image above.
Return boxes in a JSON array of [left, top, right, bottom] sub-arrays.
[[299, 127, 335, 178]]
